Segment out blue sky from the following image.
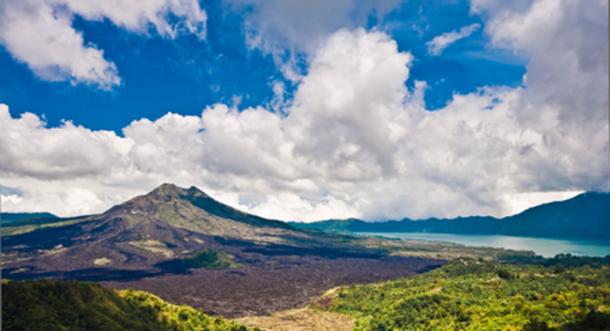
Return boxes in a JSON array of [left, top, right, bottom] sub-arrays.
[[0, 0, 525, 132], [0, 0, 606, 221]]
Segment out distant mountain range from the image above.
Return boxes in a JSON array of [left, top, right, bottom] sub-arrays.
[[291, 192, 610, 241], [4, 190, 608, 243]]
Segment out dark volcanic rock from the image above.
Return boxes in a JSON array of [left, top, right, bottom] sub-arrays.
[[105, 256, 442, 317]]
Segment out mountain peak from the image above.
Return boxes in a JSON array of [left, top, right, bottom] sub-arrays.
[[148, 183, 185, 196], [102, 182, 290, 232], [103, 183, 192, 215], [143, 183, 210, 201]]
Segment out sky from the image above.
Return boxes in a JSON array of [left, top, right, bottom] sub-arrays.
[[0, 0, 608, 222]]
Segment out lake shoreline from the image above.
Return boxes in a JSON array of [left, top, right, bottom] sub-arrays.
[[355, 232, 610, 257]]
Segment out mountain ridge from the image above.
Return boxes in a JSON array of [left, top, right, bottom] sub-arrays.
[[5, 187, 608, 241], [103, 183, 290, 230], [291, 191, 610, 240]]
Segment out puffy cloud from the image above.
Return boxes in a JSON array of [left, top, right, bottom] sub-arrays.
[[0, 0, 206, 89], [0, 106, 131, 180], [1, 0, 608, 221], [471, 0, 609, 191], [426, 23, 480, 55], [0, 1, 120, 89]]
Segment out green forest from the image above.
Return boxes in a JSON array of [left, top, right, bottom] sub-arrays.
[[1, 280, 252, 331], [318, 255, 610, 330]]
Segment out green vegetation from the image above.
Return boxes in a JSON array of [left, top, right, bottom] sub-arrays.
[[318, 256, 610, 330], [119, 290, 250, 330], [2, 280, 251, 331], [183, 249, 241, 269]]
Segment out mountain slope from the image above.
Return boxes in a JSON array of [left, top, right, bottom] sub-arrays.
[[0, 212, 59, 226], [1, 280, 249, 331], [1, 183, 315, 272], [502, 192, 610, 239], [0, 211, 58, 220], [292, 192, 610, 240], [0, 212, 93, 237]]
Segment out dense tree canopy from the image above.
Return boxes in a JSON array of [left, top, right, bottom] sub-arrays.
[[2, 280, 251, 331], [320, 256, 610, 330]]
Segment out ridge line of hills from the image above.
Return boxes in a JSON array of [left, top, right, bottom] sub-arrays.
[[3, 186, 609, 241], [291, 191, 610, 241]]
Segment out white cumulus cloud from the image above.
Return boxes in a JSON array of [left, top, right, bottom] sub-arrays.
[[0, 0, 206, 89]]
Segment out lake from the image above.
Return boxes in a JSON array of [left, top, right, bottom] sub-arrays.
[[355, 232, 610, 257]]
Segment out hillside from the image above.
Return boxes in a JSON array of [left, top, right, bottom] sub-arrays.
[[0, 211, 58, 221], [0, 212, 92, 237], [1, 280, 249, 331], [0, 212, 59, 226], [314, 256, 610, 330], [292, 192, 610, 240]]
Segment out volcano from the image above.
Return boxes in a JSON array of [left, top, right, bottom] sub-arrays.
[[2, 183, 313, 271]]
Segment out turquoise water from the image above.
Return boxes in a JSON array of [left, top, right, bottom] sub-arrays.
[[356, 232, 610, 257]]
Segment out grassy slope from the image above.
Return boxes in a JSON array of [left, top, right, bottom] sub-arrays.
[[2, 280, 252, 331], [182, 249, 241, 269], [316, 256, 610, 331]]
